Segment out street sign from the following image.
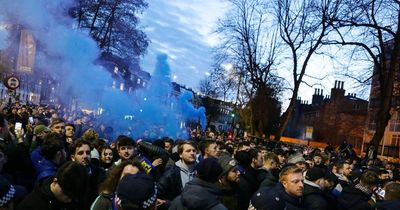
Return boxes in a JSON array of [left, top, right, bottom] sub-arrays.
[[4, 76, 20, 90], [305, 126, 313, 139]]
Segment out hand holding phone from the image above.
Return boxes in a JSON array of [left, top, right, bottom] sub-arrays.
[[15, 122, 22, 131]]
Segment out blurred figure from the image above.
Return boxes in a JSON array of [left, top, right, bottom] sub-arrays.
[[115, 173, 157, 210], [91, 160, 144, 210], [374, 182, 400, 210], [338, 170, 379, 210], [17, 162, 89, 210]]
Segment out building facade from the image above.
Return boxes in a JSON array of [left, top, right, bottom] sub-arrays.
[[0, 26, 151, 107], [285, 81, 368, 149], [364, 48, 400, 157]]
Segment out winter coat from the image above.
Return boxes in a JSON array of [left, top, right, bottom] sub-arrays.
[[373, 200, 400, 210], [31, 147, 58, 181], [259, 168, 279, 188], [218, 179, 239, 210], [237, 167, 260, 210], [337, 185, 374, 210], [86, 164, 106, 209], [169, 178, 227, 210], [302, 181, 331, 210], [16, 177, 79, 210], [157, 160, 196, 201], [249, 184, 304, 210]]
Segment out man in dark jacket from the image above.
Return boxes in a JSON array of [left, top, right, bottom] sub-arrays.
[[338, 170, 379, 210], [69, 139, 105, 208], [157, 141, 197, 207], [169, 158, 227, 210], [303, 167, 336, 210], [258, 152, 279, 188], [17, 161, 88, 210], [249, 165, 304, 210], [236, 148, 263, 210]]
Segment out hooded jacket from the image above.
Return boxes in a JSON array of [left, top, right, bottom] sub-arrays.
[[169, 178, 227, 210], [157, 160, 196, 201]]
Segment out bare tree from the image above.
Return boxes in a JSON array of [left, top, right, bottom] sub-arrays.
[[214, 0, 282, 136], [273, 0, 338, 140], [325, 0, 400, 155], [198, 76, 219, 98]]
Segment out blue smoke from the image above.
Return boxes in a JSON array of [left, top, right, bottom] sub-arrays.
[[0, 0, 206, 140]]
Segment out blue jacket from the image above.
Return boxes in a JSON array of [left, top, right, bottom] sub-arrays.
[[30, 147, 58, 181]]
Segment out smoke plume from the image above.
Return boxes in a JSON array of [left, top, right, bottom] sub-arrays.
[[0, 0, 206, 140]]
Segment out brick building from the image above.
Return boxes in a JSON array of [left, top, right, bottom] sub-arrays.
[[285, 81, 368, 149], [364, 40, 400, 157]]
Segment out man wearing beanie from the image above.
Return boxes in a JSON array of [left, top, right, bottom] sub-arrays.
[[169, 158, 227, 210], [303, 167, 334, 210], [218, 155, 240, 210], [115, 172, 157, 210]]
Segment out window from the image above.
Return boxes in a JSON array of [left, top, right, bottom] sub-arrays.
[[114, 66, 119, 74], [120, 83, 124, 91], [389, 119, 400, 132], [391, 134, 400, 146], [368, 120, 376, 131], [137, 78, 141, 84]]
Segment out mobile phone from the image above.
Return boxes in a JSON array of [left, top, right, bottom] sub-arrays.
[[15, 122, 22, 131], [29, 117, 34, 124]]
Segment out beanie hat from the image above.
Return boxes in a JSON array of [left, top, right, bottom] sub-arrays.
[[287, 153, 306, 164], [305, 167, 326, 181], [218, 155, 238, 177], [116, 172, 157, 210], [34, 125, 50, 135], [196, 158, 223, 183], [249, 187, 285, 210]]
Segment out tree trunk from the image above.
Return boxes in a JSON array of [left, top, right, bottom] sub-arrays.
[[275, 90, 298, 140]]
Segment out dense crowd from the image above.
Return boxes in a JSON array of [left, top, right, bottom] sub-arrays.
[[0, 101, 398, 210]]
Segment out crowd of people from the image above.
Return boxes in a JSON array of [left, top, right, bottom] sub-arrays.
[[0, 102, 398, 210]]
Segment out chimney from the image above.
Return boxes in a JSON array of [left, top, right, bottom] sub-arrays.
[[341, 81, 344, 89], [314, 89, 317, 94], [334, 80, 338, 88], [354, 93, 357, 97], [320, 89, 323, 96]]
